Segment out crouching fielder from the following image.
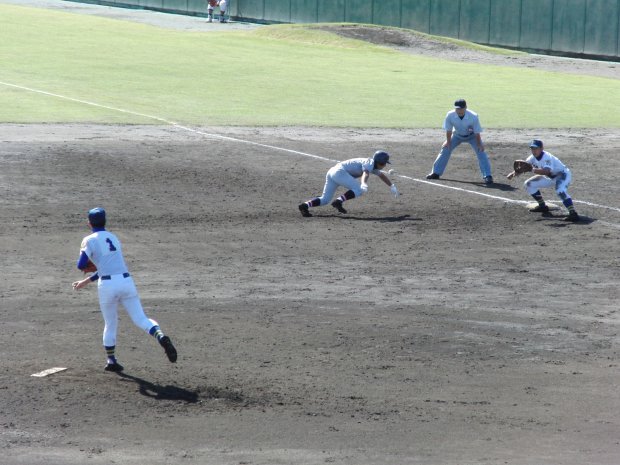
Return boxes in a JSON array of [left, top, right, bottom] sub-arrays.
[[298, 150, 399, 217], [507, 139, 579, 222]]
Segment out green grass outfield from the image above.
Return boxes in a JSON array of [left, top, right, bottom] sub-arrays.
[[1, 4, 618, 128]]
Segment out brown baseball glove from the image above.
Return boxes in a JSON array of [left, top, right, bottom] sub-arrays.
[[82, 259, 97, 273], [513, 160, 533, 175]]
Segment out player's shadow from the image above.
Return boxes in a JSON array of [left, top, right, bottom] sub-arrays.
[[117, 372, 199, 403], [440, 178, 517, 192], [538, 213, 596, 227], [335, 214, 421, 222]]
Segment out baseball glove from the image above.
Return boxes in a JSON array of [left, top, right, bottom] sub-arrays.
[[513, 160, 533, 175], [82, 259, 97, 273]]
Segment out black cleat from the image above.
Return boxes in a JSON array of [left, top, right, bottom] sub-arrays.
[[564, 211, 580, 222], [160, 336, 177, 363], [298, 203, 312, 217], [484, 176, 494, 185], [331, 199, 347, 214], [426, 173, 440, 180], [104, 362, 124, 372], [529, 204, 550, 213]]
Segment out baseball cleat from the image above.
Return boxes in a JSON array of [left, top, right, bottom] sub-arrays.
[[529, 204, 550, 213], [104, 362, 124, 372], [564, 211, 580, 222], [331, 199, 347, 214], [484, 176, 494, 185], [160, 336, 177, 363], [426, 173, 440, 180], [298, 203, 312, 217]]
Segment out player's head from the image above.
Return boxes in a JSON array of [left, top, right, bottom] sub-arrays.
[[88, 207, 106, 228], [373, 150, 391, 169], [454, 99, 467, 116], [529, 139, 544, 158]]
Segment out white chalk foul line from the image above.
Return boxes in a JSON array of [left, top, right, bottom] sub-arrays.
[[0, 81, 337, 163], [3, 80, 620, 219]]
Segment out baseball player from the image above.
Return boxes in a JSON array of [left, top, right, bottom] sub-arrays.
[[207, 0, 227, 22], [507, 139, 579, 222], [426, 99, 493, 185], [298, 150, 399, 217], [72, 207, 178, 372]]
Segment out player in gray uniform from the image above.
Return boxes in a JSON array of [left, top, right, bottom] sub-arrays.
[[72, 207, 178, 372], [507, 139, 579, 222], [298, 150, 399, 217], [426, 99, 493, 185]]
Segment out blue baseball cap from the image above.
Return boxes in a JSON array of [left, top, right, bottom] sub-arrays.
[[88, 207, 106, 227], [529, 139, 543, 148], [373, 150, 391, 165]]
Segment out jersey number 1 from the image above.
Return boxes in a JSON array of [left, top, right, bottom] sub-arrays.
[[106, 238, 117, 252]]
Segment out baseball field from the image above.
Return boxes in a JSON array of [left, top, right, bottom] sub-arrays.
[[1, 1, 619, 464]]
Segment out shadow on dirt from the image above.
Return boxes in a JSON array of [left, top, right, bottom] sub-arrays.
[[440, 178, 518, 192], [537, 214, 596, 227], [335, 214, 421, 222], [118, 372, 199, 402]]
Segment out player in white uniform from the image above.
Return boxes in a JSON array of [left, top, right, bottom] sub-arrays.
[[298, 150, 399, 217], [72, 208, 178, 372], [507, 139, 579, 222], [426, 99, 493, 184]]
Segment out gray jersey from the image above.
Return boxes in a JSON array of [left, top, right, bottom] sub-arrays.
[[336, 157, 381, 178], [443, 109, 483, 136]]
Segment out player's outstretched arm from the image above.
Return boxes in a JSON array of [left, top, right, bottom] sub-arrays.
[[72, 278, 92, 291]]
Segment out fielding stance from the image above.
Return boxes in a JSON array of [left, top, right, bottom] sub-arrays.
[[207, 0, 227, 22], [426, 99, 493, 185], [507, 139, 580, 222], [298, 150, 399, 217], [72, 207, 177, 372]]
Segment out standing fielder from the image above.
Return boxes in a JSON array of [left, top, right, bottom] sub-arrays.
[[298, 150, 399, 217], [426, 99, 493, 185], [507, 139, 580, 222], [72, 208, 178, 372]]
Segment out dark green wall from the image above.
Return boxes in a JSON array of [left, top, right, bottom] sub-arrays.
[[65, 0, 620, 58]]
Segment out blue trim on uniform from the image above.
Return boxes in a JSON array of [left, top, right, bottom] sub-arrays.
[[77, 251, 90, 270], [89, 273, 99, 282], [91, 227, 106, 232]]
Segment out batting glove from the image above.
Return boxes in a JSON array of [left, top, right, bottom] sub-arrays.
[[360, 183, 369, 194], [390, 184, 399, 198]]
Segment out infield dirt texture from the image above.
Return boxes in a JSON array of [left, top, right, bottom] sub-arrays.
[[1, 2, 619, 465]]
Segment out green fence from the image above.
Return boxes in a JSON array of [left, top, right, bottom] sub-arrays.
[[66, 0, 620, 59]]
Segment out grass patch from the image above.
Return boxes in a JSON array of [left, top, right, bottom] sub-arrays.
[[0, 5, 618, 128]]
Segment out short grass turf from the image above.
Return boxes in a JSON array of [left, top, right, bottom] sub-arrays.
[[0, 4, 619, 128]]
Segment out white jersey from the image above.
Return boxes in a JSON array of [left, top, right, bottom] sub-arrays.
[[80, 230, 128, 277], [443, 109, 483, 136], [526, 151, 567, 177], [336, 157, 382, 178]]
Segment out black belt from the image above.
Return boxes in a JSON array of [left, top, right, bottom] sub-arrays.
[[457, 134, 472, 137], [100, 272, 130, 280]]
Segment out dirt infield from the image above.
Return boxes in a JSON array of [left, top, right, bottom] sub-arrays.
[[1, 123, 619, 465], [1, 2, 620, 465]]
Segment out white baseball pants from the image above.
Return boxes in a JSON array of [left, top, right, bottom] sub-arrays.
[[97, 274, 157, 347]]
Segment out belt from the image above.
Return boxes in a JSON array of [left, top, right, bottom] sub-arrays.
[[457, 134, 473, 137], [100, 272, 130, 280]]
